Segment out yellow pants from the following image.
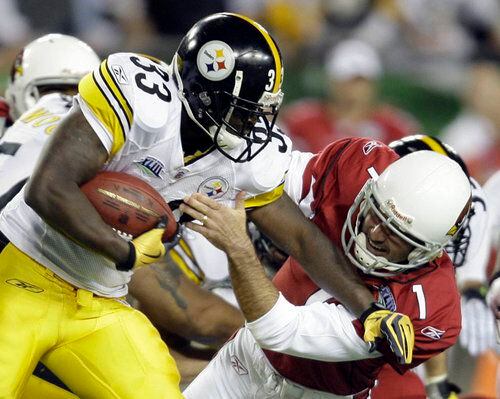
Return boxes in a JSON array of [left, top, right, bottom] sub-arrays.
[[23, 376, 78, 399], [0, 243, 183, 399]]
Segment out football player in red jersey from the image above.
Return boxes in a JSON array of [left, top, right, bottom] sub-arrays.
[[370, 135, 493, 399], [181, 138, 471, 398]]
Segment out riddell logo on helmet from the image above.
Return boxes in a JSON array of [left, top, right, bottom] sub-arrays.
[[385, 199, 413, 225], [197, 40, 235, 81]]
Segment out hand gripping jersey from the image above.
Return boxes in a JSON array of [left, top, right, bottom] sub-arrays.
[[262, 138, 461, 396], [0, 53, 292, 297]]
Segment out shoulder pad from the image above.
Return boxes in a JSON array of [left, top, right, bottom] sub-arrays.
[[238, 125, 292, 195], [107, 53, 179, 132]]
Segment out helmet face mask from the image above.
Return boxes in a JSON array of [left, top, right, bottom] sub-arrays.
[[342, 180, 443, 277], [342, 151, 472, 277], [207, 88, 281, 162], [173, 13, 284, 163]]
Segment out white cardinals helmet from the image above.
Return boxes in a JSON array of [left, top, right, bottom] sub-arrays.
[[342, 151, 472, 276], [5, 33, 100, 119]]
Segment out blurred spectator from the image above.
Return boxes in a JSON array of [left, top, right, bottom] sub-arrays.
[[227, 0, 323, 66], [442, 60, 500, 183], [0, 0, 31, 46], [373, 0, 500, 92], [71, 0, 153, 55], [280, 39, 419, 152], [0, 0, 31, 72]]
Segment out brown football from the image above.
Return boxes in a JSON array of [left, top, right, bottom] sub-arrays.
[[80, 171, 177, 242]]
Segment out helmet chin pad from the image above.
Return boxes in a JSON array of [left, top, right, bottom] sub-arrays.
[[354, 232, 401, 273], [208, 124, 244, 149]]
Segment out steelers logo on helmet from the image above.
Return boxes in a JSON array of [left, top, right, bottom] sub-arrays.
[[197, 40, 235, 82]]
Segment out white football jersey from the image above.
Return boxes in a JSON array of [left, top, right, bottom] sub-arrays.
[[0, 53, 292, 298], [454, 179, 492, 286], [0, 93, 72, 197], [484, 171, 500, 246]]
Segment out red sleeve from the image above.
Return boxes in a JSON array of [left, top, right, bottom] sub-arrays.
[[304, 138, 399, 242]]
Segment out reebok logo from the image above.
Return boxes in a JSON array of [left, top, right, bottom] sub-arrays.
[[6, 279, 44, 293], [363, 140, 383, 155], [421, 326, 445, 340], [230, 355, 248, 375], [111, 64, 129, 85]]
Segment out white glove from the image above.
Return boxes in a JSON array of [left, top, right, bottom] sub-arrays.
[[460, 287, 498, 356]]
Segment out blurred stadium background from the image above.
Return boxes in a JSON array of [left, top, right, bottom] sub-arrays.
[[1, 0, 498, 396]]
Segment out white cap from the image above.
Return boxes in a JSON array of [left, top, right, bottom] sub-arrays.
[[326, 39, 382, 81]]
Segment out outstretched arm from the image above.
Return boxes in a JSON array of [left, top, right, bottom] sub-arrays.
[[180, 192, 413, 364], [180, 192, 279, 321], [248, 192, 373, 317]]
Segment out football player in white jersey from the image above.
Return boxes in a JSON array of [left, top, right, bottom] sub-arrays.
[[0, 34, 100, 207], [0, 31, 246, 395], [0, 12, 411, 398]]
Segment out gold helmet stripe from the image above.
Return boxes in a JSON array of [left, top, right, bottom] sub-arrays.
[[420, 136, 447, 156], [230, 13, 283, 93]]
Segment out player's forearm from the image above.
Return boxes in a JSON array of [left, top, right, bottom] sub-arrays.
[[227, 242, 280, 322], [189, 302, 243, 346], [25, 181, 130, 263], [24, 107, 131, 264], [250, 194, 373, 318], [131, 264, 243, 345], [292, 226, 373, 317]]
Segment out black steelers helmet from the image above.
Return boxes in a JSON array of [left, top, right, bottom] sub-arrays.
[[173, 13, 284, 162], [389, 134, 480, 267]]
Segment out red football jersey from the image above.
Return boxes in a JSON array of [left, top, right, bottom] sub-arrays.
[[263, 138, 461, 396]]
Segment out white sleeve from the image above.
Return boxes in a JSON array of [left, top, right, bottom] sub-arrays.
[[284, 150, 315, 217], [246, 293, 381, 362]]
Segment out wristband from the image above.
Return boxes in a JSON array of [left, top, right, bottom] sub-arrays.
[[359, 302, 386, 324], [115, 241, 136, 271]]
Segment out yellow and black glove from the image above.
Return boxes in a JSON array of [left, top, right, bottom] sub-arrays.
[[360, 303, 415, 365], [116, 217, 167, 271]]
